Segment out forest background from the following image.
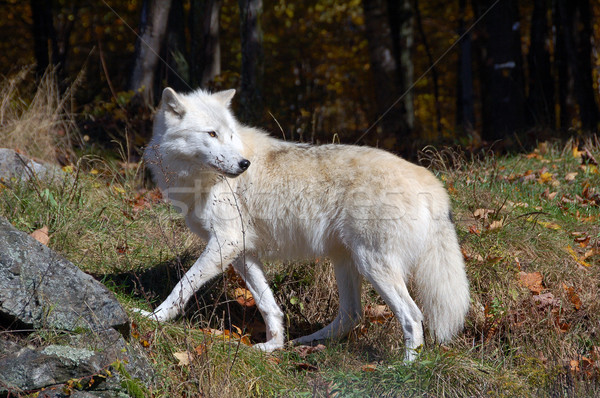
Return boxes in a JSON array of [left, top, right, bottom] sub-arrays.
[[1, 0, 599, 159]]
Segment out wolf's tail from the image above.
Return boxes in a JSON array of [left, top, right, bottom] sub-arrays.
[[414, 216, 470, 342]]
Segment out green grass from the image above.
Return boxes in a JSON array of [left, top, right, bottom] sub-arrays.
[[1, 137, 599, 397]]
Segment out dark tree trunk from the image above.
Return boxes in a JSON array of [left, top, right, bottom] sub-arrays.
[[553, 0, 570, 132], [528, 0, 554, 128], [190, 0, 222, 89], [165, 0, 189, 92], [238, 0, 264, 125], [478, 0, 526, 142], [456, 0, 475, 133], [130, 0, 173, 105], [555, 0, 599, 131], [362, 0, 413, 146], [30, 0, 59, 78], [412, 0, 440, 138]]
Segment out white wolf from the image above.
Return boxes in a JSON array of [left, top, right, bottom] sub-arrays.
[[142, 88, 470, 361]]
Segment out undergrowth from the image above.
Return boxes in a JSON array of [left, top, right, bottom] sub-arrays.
[[1, 72, 599, 397]]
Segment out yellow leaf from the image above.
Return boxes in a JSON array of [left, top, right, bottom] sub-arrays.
[[538, 172, 553, 184], [90, 168, 99, 175], [566, 245, 592, 267], [526, 217, 561, 230], [62, 165, 74, 173]]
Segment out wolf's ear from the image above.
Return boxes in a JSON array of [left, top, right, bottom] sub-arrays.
[[213, 89, 236, 107], [162, 88, 186, 118]]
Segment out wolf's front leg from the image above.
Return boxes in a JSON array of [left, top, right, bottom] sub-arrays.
[[232, 256, 284, 352], [142, 240, 240, 322]]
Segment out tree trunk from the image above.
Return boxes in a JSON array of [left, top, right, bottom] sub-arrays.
[[456, 0, 475, 133], [130, 0, 173, 105], [190, 0, 222, 89], [412, 0, 440, 138], [555, 0, 599, 131], [478, 0, 526, 142], [238, 0, 264, 125], [30, 0, 59, 78], [362, 0, 413, 147], [553, 0, 570, 131], [528, 0, 554, 128], [165, 0, 189, 92]]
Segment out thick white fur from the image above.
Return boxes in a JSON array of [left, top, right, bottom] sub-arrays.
[[143, 88, 470, 361]]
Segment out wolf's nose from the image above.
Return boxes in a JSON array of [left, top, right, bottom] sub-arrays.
[[239, 159, 251, 171]]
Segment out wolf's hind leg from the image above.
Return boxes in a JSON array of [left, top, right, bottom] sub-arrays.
[[233, 256, 285, 352], [292, 254, 363, 345], [364, 272, 424, 362]]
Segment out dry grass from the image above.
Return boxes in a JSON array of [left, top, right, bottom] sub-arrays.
[[0, 68, 78, 163]]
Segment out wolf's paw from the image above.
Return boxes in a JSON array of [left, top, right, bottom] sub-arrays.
[[132, 307, 171, 322], [253, 340, 284, 353], [403, 344, 423, 363], [133, 308, 153, 317]]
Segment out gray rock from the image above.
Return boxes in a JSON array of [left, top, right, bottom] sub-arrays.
[[0, 328, 153, 396], [0, 216, 129, 335], [0, 148, 64, 184]]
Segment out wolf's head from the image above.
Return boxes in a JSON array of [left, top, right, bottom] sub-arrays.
[[149, 88, 250, 178]]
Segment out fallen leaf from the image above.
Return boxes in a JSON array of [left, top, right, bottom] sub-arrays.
[[365, 305, 393, 324], [30, 226, 50, 246], [574, 235, 591, 248], [532, 292, 558, 309], [173, 351, 192, 366], [294, 362, 318, 371], [552, 308, 570, 333], [566, 246, 592, 267], [570, 360, 580, 372], [562, 283, 582, 310], [519, 271, 544, 294], [581, 356, 595, 373], [294, 344, 327, 358], [234, 287, 256, 307], [541, 189, 558, 200], [200, 327, 252, 346], [565, 172, 578, 182], [362, 364, 377, 372], [488, 219, 504, 230], [474, 208, 494, 220], [267, 356, 282, 365], [468, 225, 481, 235], [527, 217, 561, 230], [485, 254, 504, 264], [538, 171, 554, 184], [583, 248, 599, 260], [195, 343, 207, 356]]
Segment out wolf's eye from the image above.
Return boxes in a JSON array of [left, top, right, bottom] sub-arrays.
[[208, 131, 217, 138]]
